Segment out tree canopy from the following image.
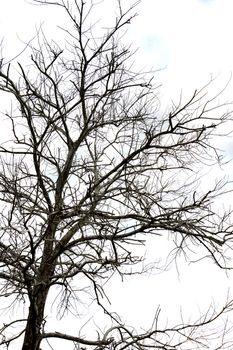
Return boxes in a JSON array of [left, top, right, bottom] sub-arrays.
[[0, 1, 233, 349]]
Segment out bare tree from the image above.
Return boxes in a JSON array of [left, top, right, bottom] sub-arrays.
[[0, 0, 233, 349]]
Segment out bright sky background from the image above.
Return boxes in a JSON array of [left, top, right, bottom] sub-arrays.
[[1, 0, 233, 349]]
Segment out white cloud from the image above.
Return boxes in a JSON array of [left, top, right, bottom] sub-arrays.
[[127, 0, 233, 100]]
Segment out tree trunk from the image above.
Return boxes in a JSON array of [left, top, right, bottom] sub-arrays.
[[21, 220, 58, 350], [22, 286, 49, 350]]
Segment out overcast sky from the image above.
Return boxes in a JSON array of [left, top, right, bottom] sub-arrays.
[[2, 0, 233, 95], [135, 0, 233, 92], [1, 0, 233, 349]]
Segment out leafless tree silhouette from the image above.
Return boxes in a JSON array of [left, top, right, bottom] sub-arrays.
[[0, 1, 233, 349]]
